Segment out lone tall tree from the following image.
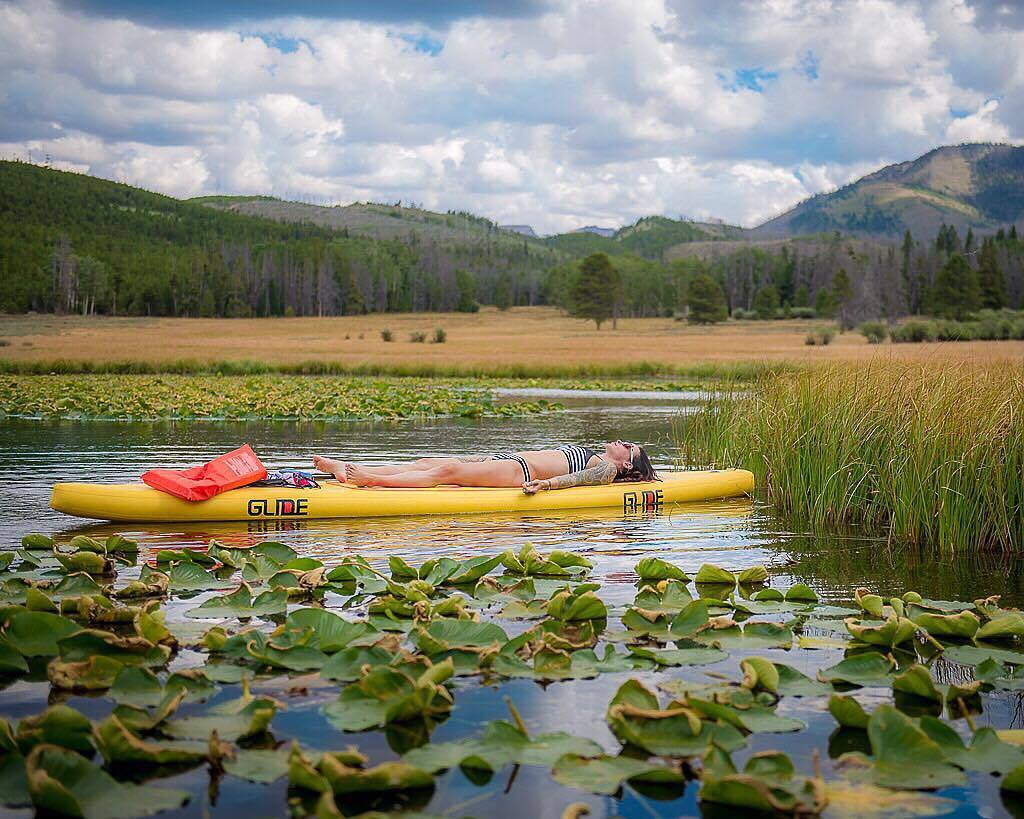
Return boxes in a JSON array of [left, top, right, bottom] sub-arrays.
[[930, 253, 980, 319], [570, 253, 620, 329], [977, 238, 1006, 310], [686, 273, 727, 324]]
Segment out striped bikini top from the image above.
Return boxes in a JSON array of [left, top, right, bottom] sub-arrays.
[[557, 444, 600, 473]]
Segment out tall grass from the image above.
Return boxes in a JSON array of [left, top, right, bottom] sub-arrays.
[[677, 361, 1024, 551], [0, 357, 796, 381]]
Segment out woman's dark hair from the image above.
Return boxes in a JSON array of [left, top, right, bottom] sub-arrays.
[[615, 445, 658, 483]]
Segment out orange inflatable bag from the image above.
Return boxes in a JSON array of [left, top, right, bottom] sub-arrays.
[[142, 445, 267, 501]]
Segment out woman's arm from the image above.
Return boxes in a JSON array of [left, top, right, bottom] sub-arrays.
[[523, 460, 617, 494]]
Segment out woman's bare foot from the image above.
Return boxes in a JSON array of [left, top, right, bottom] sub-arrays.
[[312, 455, 347, 482], [345, 463, 377, 487]]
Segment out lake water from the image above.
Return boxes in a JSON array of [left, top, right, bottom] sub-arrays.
[[2, 391, 1023, 818]]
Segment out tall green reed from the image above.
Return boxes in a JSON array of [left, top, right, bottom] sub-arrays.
[[677, 361, 1024, 551]]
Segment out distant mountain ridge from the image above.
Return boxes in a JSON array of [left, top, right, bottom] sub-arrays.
[[754, 143, 1024, 240]]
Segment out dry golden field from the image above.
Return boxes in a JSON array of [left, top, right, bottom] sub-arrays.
[[1, 307, 1023, 371]]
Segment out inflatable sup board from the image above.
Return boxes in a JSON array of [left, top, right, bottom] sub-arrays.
[[50, 469, 754, 523]]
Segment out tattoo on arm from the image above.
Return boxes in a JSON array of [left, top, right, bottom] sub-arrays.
[[456, 455, 489, 463], [546, 460, 617, 490]]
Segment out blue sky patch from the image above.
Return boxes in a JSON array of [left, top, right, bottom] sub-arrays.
[[798, 50, 819, 80], [718, 67, 778, 93], [396, 32, 444, 56]]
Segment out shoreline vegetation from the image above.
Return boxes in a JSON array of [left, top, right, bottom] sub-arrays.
[[0, 375, 563, 421], [0, 357, 793, 381], [678, 362, 1024, 552]]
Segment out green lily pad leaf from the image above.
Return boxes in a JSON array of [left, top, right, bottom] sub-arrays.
[[413, 619, 507, 653], [892, 665, 942, 702], [547, 588, 607, 621], [977, 612, 1024, 641], [551, 753, 685, 796], [494, 645, 649, 681], [94, 715, 207, 766], [155, 548, 216, 566], [25, 744, 190, 817], [319, 755, 433, 795], [251, 541, 298, 564], [695, 563, 736, 585], [819, 653, 896, 687], [737, 566, 769, 584], [104, 535, 138, 554], [785, 583, 819, 602], [698, 621, 793, 650], [320, 645, 400, 682], [628, 645, 728, 668], [108, 667, 216, 707], [388, 555, 421, 580], [917, 598, 974, 613], [5, 612, 80, 656], [240, 631, 329, 671], [21, 533, 53, 551], [635, 558, 689, 582], [285, 608, 379, 652], [223, 747, 291, 783], [731, 598, 803, 615], [55, 551, 115, 576], [829, 694, 870, 728], [976, 658, 1024, 690], [186, 585, 288, 619], [164, 694, 277, 741], [200, 663, 254, 684], [699, 746, 826, 815], [323, 662, 453, 732], [67, 535, 106, 553], [16, 706, 94, 755], [919, 718, 1024, 774], [943, 645, 1024, 666], [1003, 761, 1024, 793], [910, 609, 980, 640], [687, 696, 806, 734], [824, 781, 956, 818], [25, 587, 56, 612], [669, 599, 710, 637], [404, 718, 603, 773], [0, 635, 28, 673], [633, 580, 694, 613], [775, 664, 831, 696], [864, 705, 966, 789], [606, 679, 744, 756], [0, 553, 14, 573], [168, 561, 233, 591], [444, 554, 505, 585], [845, 616, 917, 648], [753, 588, 784, 601], [0, 752, 28, 807], [47, 655, 125, 691], [58, 629, 169, 667]]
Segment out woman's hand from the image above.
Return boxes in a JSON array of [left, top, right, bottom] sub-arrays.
[[522, 479, 550, 495]]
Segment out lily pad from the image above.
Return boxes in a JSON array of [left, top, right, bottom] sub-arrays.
[[223, 747, 292, 783], [551, 753, 685, 795], [737, 565, 769, 584], [168, 561, 234, 592], [699, 745, 826, 814], [819, 653, 895, 687], [919, 717, 1024, 774], [404, 718, 603, 773], [785, 583, 819, 603], [829, 694, 871, 728], [25, 744, 190, 817], [5, 611, 80, 656], [94, 715, 208, 766], [635, 557, 689, 582], [185, 585, 288, 619], [860, 705, 966, 789], [16, 706, 94, 755], [695, 563, 736, 585], [977, 612, 1024, 641]]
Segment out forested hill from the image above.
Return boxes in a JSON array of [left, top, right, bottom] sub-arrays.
[[755, 143, 1024, 240], [544, 216, 746, 261], [0, 161, 564, 316]]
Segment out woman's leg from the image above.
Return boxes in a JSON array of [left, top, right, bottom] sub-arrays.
[[313, 455, 462, 481], [345, 459, 523, 488]]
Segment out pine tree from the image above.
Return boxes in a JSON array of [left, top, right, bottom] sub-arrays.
[[930, 253, 980, 319], [977, 238, 1006, 310], [794, 284, 810, 308], [752, 284, 780, 319], [493, 271, 513, 310], [569, 253, 620, 329], [831, 268, 854, 329], [814, 288, 834, 318], [686, 273, 727, 324]]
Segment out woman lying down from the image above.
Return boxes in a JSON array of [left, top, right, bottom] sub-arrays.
[[313, 441, 656, 494]]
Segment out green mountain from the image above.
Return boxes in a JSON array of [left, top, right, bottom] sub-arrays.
[[755, 143, 1024, 239], [544, 215, 745, 260], [0, 161, 563, 316]]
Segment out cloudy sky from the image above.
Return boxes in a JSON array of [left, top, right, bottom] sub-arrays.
[[1, 0, 1022, 233]]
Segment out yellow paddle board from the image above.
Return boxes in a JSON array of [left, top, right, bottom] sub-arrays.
[[50, 469, 754, 523]]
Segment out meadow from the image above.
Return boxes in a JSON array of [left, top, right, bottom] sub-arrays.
[[678, 361, 1024, 552], [3, 308, 1024, 377]]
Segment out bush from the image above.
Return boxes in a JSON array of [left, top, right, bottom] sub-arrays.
[[933, 320, 975, 341], [858, 321, 888, 344], [431, 327, 447, 344], [409, 331, 427, 343], [732, 308, 757, 321], [380, 328, 393, 342], [790, 307, 816, 320], [805, 328, 835, 346], [890, 320, 937, 343]]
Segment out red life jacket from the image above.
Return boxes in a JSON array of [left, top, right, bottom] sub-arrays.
[[142, 445, 267, 501]]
